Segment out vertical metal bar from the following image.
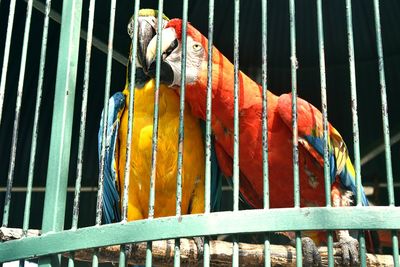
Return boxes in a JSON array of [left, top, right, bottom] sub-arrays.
[[38, 1, 83, 267], [261, 0, 269, 213], [67, 253, 74, 267], [344, 0, 363, 209], [40, 0, 82, 231], [344, 1, 366, 265], [288, 0, 302, 266], [92, 251, 99, 267], [174, 238, 181, 267], [288, 0, 299, 211], [204, 0, 215, 265], [232, 0, 240, 215], [0, 0, 16, 125], [145, 1, 162, 266], [122, 0, 140, 224], [315, 0, 333, 266], [96, 0, 117, 227], [174, 1, 189, 266], [391, 231, 399, 267], [71, 0, 96, 231], [176, 0, 189, 219], [372, 0, 399, 265], [205, 0, 215, 217], [93, 1, 117, 266], [145, 241, 152, 267], [119, 1, 140, 267], [147, 1, 164, 221], [232, 0, 240, 266], [261, 1, 270, 266], [372, 0, 395, 208], [22, 0, 51, 235], [2, 0, 33, 227], [118, 245, 127, 267]]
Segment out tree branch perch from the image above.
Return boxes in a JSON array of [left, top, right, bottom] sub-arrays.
[[1, 227, 397, 266]]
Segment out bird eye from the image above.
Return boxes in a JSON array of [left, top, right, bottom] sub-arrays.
[[193, 43, 202, 52]]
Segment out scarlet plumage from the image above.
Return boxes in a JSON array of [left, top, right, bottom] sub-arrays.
[[160, 20, 374, 255], [165, 19, 363, 211]]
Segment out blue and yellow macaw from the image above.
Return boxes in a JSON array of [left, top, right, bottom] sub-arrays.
[[98, 9, 222, 224]]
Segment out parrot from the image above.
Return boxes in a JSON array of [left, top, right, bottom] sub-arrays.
[[144, 18, 372, 266], [98, 9, 222, 238]]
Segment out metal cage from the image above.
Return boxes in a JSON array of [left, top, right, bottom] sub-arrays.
[[0, 0, 399, 266]]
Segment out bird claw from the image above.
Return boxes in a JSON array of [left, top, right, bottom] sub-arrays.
[[290, 236, 321, 266], [301, 237, 322, 266], [193, 236, 204, 261], [123, 243, 138, 256], [334, 236, 359, 266]]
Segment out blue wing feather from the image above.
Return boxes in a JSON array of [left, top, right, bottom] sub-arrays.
[[98, 92, 126, 224], [304, 135, 368, 206]]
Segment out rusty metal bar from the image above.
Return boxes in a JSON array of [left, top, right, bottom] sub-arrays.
[[372, 0, 399, 265], [2, 0, 34, 228], [22, 0, 51, 235], [71, 0, 96, 231], [288, 0, 302, 265], [315, 0, 334, 265]]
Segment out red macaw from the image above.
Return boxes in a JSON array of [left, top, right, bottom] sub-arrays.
[[144, 18, 371, 265]]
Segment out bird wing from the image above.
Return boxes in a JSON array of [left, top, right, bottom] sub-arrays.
[[277, 93, 368, 205], [98, 92, 126, 223]]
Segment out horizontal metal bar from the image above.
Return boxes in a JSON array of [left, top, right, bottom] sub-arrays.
[[28, 0, 127, 66], [5, 184, 400, 193], [1, 206, 400, 262], [361, 131, 400, 166], [0, 187, 98, 192]]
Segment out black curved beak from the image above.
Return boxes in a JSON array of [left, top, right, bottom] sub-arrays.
[[136, 18, 156, 70]]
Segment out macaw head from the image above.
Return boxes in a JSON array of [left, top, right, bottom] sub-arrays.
[[145, 18, 208, 88], [127, 9, 169, 87]]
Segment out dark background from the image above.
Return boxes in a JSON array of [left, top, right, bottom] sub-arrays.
[[0, 0, 399, 233]]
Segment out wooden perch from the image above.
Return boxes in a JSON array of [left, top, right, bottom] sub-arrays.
[[0, 227, 40, 242], [1, 227, 397, 266]]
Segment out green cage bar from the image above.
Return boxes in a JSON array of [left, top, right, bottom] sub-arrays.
[[96, 0, 118, 227], [146, 1, 164, 266], [94, 0, 118, 265], [174, 1, 189, 265], [260, 0, 271, 266], [2, 0, 33, 228], [204, 0, 215, 265], [372, 0, 399, 265], [288, 0, 302, 265], [120, 1, 141, 266], [1, 0, 17, 227], [0, 0, 16, 125], [91, 251, 98, 267], [232, 0, 240, 266], [2, 207, 400, 262], [20, 1, 35, 233], [23, 0, 50, 232], [38, 0, 83, 267], [67, 252, 74, 267], [315, 0, 334, 265], [205, 0, 215, 218], [71, 0, 96, 231], [344, 0, 367, 265]]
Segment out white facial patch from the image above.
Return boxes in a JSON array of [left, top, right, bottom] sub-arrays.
[[164, 36, 205, 87]]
